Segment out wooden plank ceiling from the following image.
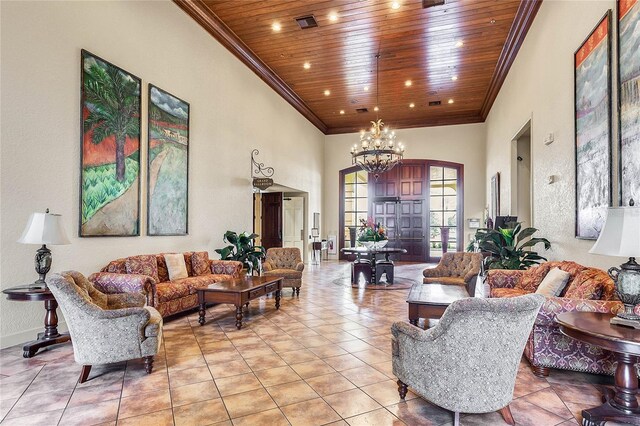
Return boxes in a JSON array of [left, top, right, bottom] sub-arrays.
[[175, 0, 541, 134]]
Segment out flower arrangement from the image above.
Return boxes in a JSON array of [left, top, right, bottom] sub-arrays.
[[357, 218, 387, 242]]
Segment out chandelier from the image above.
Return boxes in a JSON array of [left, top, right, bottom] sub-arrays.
[[350, 53, 405, 180]]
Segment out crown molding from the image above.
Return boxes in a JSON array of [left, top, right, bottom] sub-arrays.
[[480, 0, 543, 119], [173, 0, 328, 134]]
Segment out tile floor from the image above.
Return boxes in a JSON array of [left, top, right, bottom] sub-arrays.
[[0, 262, 627, 425]]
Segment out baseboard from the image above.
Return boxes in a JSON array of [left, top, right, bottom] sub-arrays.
[[0, 322, 68, 350]]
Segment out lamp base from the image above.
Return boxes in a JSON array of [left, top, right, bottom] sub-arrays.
[[610, 316, 640, 329], [34, 244, 51, 287]]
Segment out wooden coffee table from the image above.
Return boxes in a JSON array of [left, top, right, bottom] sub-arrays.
[[556, 312, 640, 426], [197, 276, 283, 329], [407, 283, 471, 327]]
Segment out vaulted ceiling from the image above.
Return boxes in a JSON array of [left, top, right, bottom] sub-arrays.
[[175, 0, 541, 134]]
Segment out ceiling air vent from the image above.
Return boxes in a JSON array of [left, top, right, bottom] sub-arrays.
[[356, 108, 369, 113], [295, 15, 318, 29], [422, 0, 445, 8], [428, 101, 442, 106]]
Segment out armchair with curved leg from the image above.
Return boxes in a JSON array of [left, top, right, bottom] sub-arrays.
[[46, 271, 162, 383], [391, 294, 544, 425], [262, 247, 304, 296]]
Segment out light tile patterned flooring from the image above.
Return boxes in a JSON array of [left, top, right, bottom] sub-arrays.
[[0, 262, 625, 425]]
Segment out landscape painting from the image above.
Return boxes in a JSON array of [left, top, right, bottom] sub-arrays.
[[80, 50, 141, 237], [574, 12, 612, 239], [147, 85, 189, 236], [618, 0, 640, 206]]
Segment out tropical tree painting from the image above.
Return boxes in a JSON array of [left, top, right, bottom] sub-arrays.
[[618, 0, 640, 206], [147, 85, 189, 235], [80, 50, 141, 236], [574, 12, 612, 239]]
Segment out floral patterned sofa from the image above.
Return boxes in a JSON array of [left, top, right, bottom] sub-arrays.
[[488, 261, 639, 378], [89, 252, 242, 317]]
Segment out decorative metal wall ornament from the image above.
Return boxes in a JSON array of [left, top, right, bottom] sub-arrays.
[[349, 54, 405, 180], [251, 149, 274, 191]]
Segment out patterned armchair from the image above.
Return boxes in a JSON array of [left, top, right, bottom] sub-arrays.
[[392, 295, 544, 426], [262, 247, 304, 296], [487, 261, 640, 377], [89, 252, 243, 317], [423, 252, 482, 286], [46, 271, 162, 383]]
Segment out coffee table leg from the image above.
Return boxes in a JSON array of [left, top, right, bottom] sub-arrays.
[[235, 305, 243, 330], [275, 289, 281, 309], [198, 302, 206, 326], [408, 303, 419, 327]]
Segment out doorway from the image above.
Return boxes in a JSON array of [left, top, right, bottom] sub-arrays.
[[260, 192, 282, 250], [283, 196, 304, 251], [511, 121, 532, 227]]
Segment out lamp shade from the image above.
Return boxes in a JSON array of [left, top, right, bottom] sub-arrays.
[[589, 207, 640, 258], [18, 212, 70, 245]]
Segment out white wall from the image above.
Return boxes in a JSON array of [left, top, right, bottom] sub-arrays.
[[324, 123, 487, 258], [485, 0, 624, 269], [0, 0, 324, 347]]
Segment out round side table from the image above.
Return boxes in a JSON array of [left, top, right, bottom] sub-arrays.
[[556, 312, 640, 426], [3, 285, 71, 358]]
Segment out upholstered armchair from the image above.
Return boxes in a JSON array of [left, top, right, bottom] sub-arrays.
[[262, 247, 304, 295], [423, 252, 482, 287], [46, 271, 162, 383], [392, 294, 544, 426]]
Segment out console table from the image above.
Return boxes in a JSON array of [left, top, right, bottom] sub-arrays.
[[2, 285, 71, 358], [556, 312, 640, 426]]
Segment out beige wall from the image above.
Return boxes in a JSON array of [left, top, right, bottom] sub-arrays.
[[485, 0, 623, 269], [323, 123, 487, 258], [0, 0, 324, 347]]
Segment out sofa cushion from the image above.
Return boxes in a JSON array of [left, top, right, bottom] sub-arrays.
[[156, 274, 233, 303], [156, 255, 170, 283], [536, 267, 571, 297], [165, 253, 188, 281], [125, 255, 159, 282], [491, 288, 532, 298], [423, 277, 466, 286], [263, 269, 302, 279], [192, 251, 210, 276], [517, 263, 553, 292], [564, 269, 608, 300]]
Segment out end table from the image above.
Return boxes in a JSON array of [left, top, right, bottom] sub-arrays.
[[3, 285, 71, 358]]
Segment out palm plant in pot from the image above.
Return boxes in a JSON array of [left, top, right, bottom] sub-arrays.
[[215, 231, 266, 275], [472, 223, 551, 270]]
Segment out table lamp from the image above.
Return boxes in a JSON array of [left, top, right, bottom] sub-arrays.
[[589, 207, 640, 325], [18, 209, 70, 288]]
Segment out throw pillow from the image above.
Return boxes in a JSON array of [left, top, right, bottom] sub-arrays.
[[125, 255, 159, 283], [191, 251, 210, 276], [164, 253, 189, 281], [535, 267, 571, 297], [564, 269, 606, 300]]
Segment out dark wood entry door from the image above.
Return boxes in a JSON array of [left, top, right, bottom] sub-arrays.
[[398, 200, 426, 262], [261, 192, 282, 250]]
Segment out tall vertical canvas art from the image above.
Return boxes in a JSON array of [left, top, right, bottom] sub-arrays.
[[618, 0, 640, 207], [574, 12, 612, 239], [80, 50, 141, 237], [147, 85, 189, 236]]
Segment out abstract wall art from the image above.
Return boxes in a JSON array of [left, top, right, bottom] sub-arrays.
[[574, 11, 612, 239], [147, 85, 189, 236], [618, 0, 640, 207], [80, 50, 141, 237]]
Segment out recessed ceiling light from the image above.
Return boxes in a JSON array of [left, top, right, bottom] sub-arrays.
[[455, 40, 464, 48], [405, 80, 412, 87], [328, 12, 338, 22], [303, 62, 311, 69], [451, 75, 458, 81], [391, 1, 401, 10], [448, 99, 454, 104], [374, 106, 379, 111], [324, 90, 331, 96], [340, 110, 345, 114], [364, 86, 369, 91], [409, 103, 415, 108]]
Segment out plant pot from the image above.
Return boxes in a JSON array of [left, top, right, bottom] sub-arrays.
[[361, 240, 388, 250]]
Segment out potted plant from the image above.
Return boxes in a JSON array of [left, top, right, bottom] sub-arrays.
[[472, 222, 551, 271], [215, 231, 266, 275], [357, 218, 388, 249]]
